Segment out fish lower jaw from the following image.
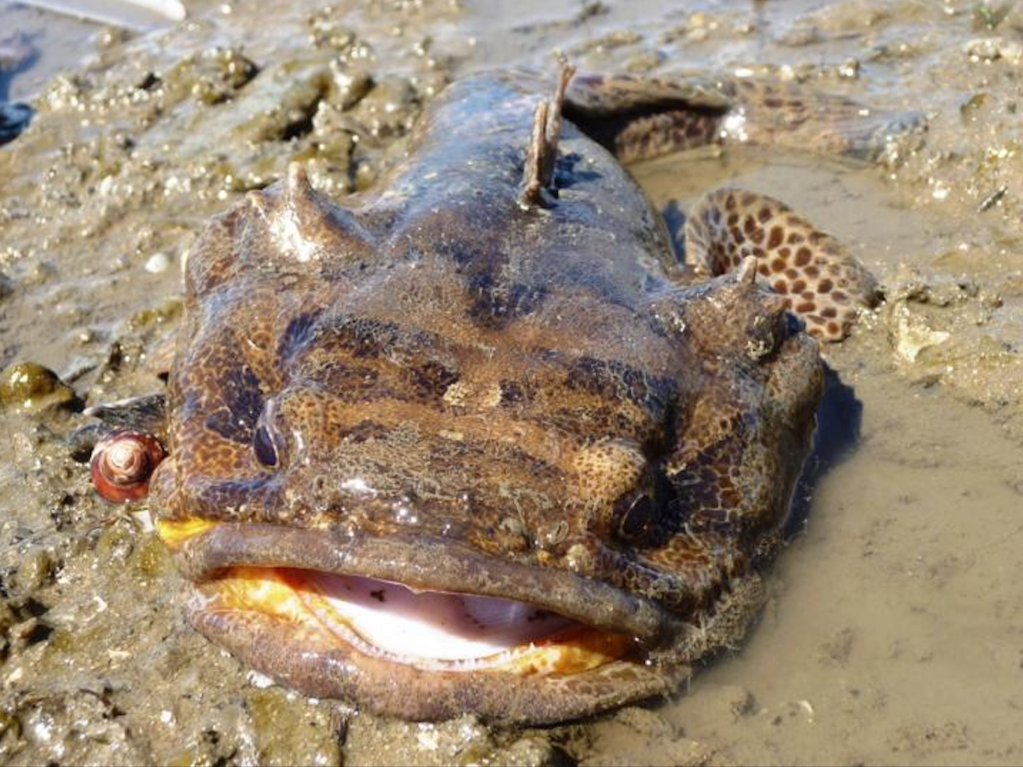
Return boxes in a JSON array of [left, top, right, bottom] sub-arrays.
[[199, 565, 634, 676]]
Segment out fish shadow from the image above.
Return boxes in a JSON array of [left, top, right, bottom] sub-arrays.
[[785, 364, 863, 538], [554, 152, 602, 189], [661, 199, 688, 262], [0, 33, 39, 145]]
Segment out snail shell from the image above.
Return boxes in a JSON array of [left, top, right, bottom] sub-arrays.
[[90, 429, 165, 503]]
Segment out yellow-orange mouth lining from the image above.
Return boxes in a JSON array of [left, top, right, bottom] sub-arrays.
[[156, 517, 219, 549]]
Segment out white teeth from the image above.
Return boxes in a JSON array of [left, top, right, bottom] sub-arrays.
[[297, 572, 575, 662]]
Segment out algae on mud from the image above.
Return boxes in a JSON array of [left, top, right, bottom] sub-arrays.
[[2, 0, 1023, 765]]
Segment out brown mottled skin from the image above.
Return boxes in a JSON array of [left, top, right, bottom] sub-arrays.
[[147, 69, 921, 723]]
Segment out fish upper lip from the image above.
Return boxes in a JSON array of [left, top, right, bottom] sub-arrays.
[[172, 521, 682, 645]]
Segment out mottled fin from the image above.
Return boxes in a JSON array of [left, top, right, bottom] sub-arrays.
[[565, 73, 729, 164], [565, 73, 925, 163], [684, 188, 879, 342], [521, 60, 576, 206], [84, 393, 168, 437]]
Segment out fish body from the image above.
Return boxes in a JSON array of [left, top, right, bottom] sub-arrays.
[[139, 67, 917, 723]]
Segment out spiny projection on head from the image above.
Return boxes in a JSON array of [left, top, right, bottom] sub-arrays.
[[521, 59, 576, 207], [245, 162, 373, 263]]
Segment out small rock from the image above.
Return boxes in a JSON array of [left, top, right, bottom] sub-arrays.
[[144, 253, 171, 274], [838, 57, 860, 79], [0, 362, 77, 412], [893, 310, 951, 363]]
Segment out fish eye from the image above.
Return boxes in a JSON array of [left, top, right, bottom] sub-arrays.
[[614, 491, 657, 542], [253, 425, 279, 468]]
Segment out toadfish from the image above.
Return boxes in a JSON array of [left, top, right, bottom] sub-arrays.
[[89, 64, 919, 723]]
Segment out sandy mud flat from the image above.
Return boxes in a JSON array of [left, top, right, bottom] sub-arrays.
[[1, 0, 1022, 764]]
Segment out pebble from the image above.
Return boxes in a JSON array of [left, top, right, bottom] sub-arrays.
[[0, 362, 77, 412], [892, 308, 951, 363], [144, 253, 172, 274]]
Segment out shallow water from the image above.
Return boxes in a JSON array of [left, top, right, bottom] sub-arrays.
[[1, 0, 1022, 764], [668, 365, 1023, 766], [629, 141, 1023, 766]]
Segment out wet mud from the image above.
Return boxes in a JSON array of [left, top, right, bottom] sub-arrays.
[[1, 0, 1022, 764]]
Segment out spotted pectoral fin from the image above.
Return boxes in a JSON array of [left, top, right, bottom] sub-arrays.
[[684, 188, 879, 342]]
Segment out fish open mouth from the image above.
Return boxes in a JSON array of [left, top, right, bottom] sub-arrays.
[[157, 518, 690, 722], [208, 565, 633, 675]]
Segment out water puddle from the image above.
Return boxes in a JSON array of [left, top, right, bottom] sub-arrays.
[[632, 146, 1023, 765], [670, 366, 1023, 765]]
